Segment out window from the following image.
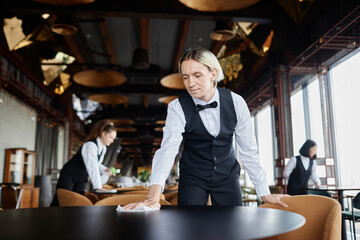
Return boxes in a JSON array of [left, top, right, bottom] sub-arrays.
[[330, 49, 360, 187], [307, 79, 325, 157], [255, 105, 275, 185], [291, 89, 306, 154]]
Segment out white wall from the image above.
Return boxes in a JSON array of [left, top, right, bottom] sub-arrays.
[[0, 90, 37, 181]]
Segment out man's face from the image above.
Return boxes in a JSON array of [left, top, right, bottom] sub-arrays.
[[180, 59, 216, 102]]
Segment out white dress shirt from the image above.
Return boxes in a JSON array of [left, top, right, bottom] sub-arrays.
[[82, 137, 108, 189], [150, 88, 271, 197], [283, 155, 321, 185]]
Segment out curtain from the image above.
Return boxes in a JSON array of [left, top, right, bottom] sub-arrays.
[[35, 117, 59, 175]]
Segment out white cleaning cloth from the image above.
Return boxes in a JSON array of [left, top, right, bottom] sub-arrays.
[[116, 205, 160, 212]]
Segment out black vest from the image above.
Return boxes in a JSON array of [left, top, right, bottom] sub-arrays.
[[178, 88, 237, 179], [287, 155, 314, 195], [61, 139, 100, 182]]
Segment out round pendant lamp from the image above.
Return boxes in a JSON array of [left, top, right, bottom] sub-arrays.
[[160, 73, 185, 90], [178, 0, 259, 12], [116, 126, 137, 132], [33, 0, 95, 6], [107, 118, 135, 126], [73, 70, 126, 88], [51, 23, 78, 36], [88, 94, 128, 105], [158, 96, 178, 105]]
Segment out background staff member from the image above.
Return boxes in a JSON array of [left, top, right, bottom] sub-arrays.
[[124, 47, 288, 210], [284, 139, 321, 195], [51, 119, 116, 206]]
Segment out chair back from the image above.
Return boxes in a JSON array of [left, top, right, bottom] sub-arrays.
[[353, 192, 360, 209], [120, 190, 166, 200], [169, 195, 178, 205], [0, 183, 23, 209], [94, 194, 170, 206], [259, 195, 341, 240], [84, 192, 99, 204], [57, 189, 93, 207]]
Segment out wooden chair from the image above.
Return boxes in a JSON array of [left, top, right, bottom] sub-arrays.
[[94, 194, 170, 206], [164, 191, 178, 203], [57, 189, 93, 207], [84, 191, 99, 204], [259, 195, 341, 240], [120, 190, 166, 200], [169, 195, 178, 205], [0, 183, 23, 209]]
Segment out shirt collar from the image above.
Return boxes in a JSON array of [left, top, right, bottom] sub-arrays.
[[192, 88, 219, 105], [96, 137, 105, 153]]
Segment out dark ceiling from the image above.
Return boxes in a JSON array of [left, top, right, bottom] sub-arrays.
[[1, 0, 359, 166]]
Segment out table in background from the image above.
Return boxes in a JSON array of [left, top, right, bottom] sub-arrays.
[[0, 205, 305, 240]]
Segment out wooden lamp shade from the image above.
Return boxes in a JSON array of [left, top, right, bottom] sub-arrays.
[[158, 96, 178, 105], [51, 23, 78, 36], [88, 94, 128, 105], [178, 0, 259, 12], [116, 126, 137, 132], [33, 0, 95, 6], [107, 118, 135, 126], [160, 73, 185, 89], [73, 70, 126, 88]]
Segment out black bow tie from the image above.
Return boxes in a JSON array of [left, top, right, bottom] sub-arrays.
[[196, 101, 218, 112]]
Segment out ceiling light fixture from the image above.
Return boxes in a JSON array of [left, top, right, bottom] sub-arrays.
[[51, 23, 78, 36], [178, 0, 260, 12], [210, 22, 235, 42], [160, 73, 185, 89]]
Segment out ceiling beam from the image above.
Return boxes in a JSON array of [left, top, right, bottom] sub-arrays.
[[98, 17, 118, 65], [172, 20, 190, 72], [139, 18, 149, 50]]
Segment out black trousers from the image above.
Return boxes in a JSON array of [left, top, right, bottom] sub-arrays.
[[178, 161, 243, 206], [50, 172, 87, 207]]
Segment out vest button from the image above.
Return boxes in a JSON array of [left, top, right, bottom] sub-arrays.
[[214, 157, 217, 161], [214, 166, 217, 170]]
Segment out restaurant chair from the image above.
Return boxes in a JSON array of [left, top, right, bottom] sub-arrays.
[[57, 189, 93, 207], [169, 195, 178, 205], [0, 183, 23, 209], [120, 190, 166, 200], [164, 191, 178, 203], [94, 194, 171, 206], [259, 195, 341, 240], [84, 191, 99, 204], [342, 192, 360, 240], [164, 185, 178, 191]]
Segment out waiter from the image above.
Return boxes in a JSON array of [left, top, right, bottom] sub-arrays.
[[124, 47, 288, 209], [284, 139, 321, 195]]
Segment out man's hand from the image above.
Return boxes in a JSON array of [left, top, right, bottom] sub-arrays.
[[261, 194, 291, 207]]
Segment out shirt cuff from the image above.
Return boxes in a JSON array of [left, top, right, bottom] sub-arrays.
[[255, 185, 271, 198], [150, 173, 168, 193]]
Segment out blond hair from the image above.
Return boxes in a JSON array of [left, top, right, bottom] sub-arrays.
[[178, 47, 224, 86]]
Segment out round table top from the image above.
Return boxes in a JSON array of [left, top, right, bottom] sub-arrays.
[[0, 205, 305, 240]]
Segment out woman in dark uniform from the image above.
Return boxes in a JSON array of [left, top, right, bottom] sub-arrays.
[[124, 47, 289, 210], [51, 119, 116, 206], [284, 139, 321, 195]]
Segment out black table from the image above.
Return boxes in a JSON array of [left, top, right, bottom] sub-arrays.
[[0, 206, 305, 240]]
